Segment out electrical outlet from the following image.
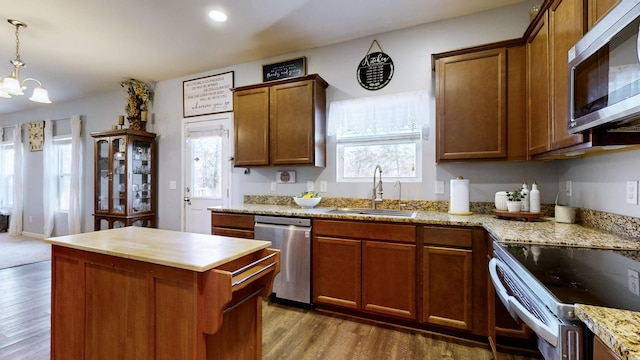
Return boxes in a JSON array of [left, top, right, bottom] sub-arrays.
[[306, 181, 314, 192], [629, 269, 640, 296], [320, 181, 327, 192], [435, 181, 445, 195], [627, 181, 638, 205], [566, 180, 572, 197], [270, 182, 277, 191]]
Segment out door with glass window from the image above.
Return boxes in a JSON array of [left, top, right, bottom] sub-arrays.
[[183, 116, 231, 234]]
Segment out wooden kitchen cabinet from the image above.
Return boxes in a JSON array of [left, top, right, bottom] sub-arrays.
[[313, 219, 417, 320], [211, 212, 254, 239], [587, 0, 620, 30], [422, 226, 488, 336], [527, 9, 552, 156], [549, 0, 588, 150], [528, 0, 589, 157], [91, 129, 156, 230], [433, 42, 526, 162], [593, 335, 622, 360], [232, 74, 328, 167]]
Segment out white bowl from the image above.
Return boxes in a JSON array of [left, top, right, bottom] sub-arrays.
[[293, 196, 321, 208]]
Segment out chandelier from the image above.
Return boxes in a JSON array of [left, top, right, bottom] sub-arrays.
[[0, 19, 51, 103]]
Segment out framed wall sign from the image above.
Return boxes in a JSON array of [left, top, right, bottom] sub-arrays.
[[183, 71, 234, 117], [262, 57, 306, 82], [357, 40, 394, 91]]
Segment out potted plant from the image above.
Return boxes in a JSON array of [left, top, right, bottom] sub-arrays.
[[506, 188, 524, 212]]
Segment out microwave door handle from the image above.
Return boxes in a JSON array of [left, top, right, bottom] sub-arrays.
[[508, 296, 559, 347]]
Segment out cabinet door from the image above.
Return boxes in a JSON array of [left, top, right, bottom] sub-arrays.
[[436, 48, 507, 161], [550, 0, 588, 150], [362, 241, 416, 320], [312, 236, 361, 309], [588, 0, 620, 30], [423, 246, 473, 330], [527, 11, 552, 155], [593, 335, 621, 360], [270, 80, 315, 165], [233, 87, 270, 166]]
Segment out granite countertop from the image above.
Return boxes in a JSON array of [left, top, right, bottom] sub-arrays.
[[46, 226, 271, 272], [576, 305, 640, 360], [210, 204, 640, 358]]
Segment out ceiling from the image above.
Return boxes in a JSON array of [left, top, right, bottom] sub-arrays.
[[0, 0, 525, 115]]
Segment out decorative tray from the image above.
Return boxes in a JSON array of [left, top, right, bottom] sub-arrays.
[[492, 209, 544, 222]]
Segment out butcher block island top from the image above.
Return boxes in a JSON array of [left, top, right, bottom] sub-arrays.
[[46, 226, 272, 271], [47, 227, 279, 360]]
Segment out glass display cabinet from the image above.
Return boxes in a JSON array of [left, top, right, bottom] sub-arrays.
[[91, 129, 157, 230]]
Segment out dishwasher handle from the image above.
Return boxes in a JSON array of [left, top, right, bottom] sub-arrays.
[[255, 215, 311, 227]]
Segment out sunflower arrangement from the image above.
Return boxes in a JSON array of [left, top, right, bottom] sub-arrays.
[[120, 79, 153, 119]]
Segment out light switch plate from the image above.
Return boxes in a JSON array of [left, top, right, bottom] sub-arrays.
[[435, 181, 445, 195], [306, 181, 314, 192], [627, 181, 638, 205]]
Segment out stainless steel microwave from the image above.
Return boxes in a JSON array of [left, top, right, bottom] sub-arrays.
[[569, 0, 640, 134]]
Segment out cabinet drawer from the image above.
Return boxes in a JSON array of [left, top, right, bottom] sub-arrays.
[[423, 226, 472, 248], [211, 213, 254, 230], [314, 220, 415, 243]]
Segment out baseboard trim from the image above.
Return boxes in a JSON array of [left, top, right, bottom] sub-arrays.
[[21, 231, 44, 239]]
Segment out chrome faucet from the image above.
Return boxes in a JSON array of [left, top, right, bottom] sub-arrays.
[[372, 165, 383, 209], [395, 180, 402, 210]]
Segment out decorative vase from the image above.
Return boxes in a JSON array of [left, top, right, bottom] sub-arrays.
[[128, 117, 145, 131], [506, 201, 522, 213]]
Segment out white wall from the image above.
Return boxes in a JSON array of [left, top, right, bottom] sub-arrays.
[[1, 0, 572, 236]]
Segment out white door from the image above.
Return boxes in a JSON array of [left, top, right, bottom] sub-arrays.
[[182, 115, 231, 234]]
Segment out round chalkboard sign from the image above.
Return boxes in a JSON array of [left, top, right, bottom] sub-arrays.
[[357, 51, 394, 90]]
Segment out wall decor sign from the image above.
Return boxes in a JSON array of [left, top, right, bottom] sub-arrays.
[[183, 71, 234, 117], [357, 40, 394, 91], [262, 57, 307, 82], [28, 120, 44, 151]]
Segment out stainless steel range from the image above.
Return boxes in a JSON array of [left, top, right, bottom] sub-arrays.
[[489, 240, 640, 360]]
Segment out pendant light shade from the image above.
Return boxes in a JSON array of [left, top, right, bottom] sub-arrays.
[[29, 85, 51, 103], [0, 19, 52, 103]]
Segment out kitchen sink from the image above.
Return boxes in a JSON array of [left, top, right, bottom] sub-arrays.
[[325, 208, 417, 218]]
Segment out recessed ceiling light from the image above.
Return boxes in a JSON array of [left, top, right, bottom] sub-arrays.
[[209, 10, 227, 22]]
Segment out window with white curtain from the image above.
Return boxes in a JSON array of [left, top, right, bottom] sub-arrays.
[[0, 143, 14, 208], [328, 91, 428, 182], [55, 137, 72, 212]]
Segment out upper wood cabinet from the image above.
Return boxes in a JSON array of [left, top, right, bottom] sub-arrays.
[[550, 0, 588, 150], [434, 43, 526, 162], [587, 0, 620, 30], [527, 10, 552, 156], [232, 74, 328, 168]]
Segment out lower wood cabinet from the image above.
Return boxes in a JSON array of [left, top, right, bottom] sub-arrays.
[[362, 240, 416, 319], [422, 226, 488, 336], [423, 245, 472, 329], [211, 213, 254, 238], [313, 219, 417, 320], [593, 335, 621, 360]]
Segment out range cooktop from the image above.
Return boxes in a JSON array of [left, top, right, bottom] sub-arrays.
[[500, 244, 640, 312]]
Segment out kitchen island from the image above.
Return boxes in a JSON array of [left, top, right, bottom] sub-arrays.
[[46, 227, 279, 360]]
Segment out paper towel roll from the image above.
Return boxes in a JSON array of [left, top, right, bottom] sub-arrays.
[[449, 177, 472, 215]]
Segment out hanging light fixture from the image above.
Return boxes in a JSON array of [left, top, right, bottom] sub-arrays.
[[0, 19, 51, 103]]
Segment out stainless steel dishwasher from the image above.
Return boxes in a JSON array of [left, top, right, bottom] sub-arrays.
[[254, 215, 312, 307]]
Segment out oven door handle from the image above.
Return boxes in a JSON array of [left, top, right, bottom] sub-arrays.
[[508, 296, 559, 347], [489, 258, 559, 347], [488, 258, 515, 317]]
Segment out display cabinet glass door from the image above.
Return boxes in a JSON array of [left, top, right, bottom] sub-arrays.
[[96, 139, 109, 212], [112, 137, 126, 214], [131, 139, 152, 214]]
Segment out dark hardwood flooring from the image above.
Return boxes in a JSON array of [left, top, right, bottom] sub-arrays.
[[0, 261, 541, 360]]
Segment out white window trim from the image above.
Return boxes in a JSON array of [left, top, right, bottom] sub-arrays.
[[54, 135, 72, 213]]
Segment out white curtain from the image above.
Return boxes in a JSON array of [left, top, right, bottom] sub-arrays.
[[43, 120, 56, 238], [327, 90, 429, 138], [8, 124, 23, 235], [68, 115, 82, 234]]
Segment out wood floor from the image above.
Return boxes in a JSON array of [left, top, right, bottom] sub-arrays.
[[0, 261, 541, 360]]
